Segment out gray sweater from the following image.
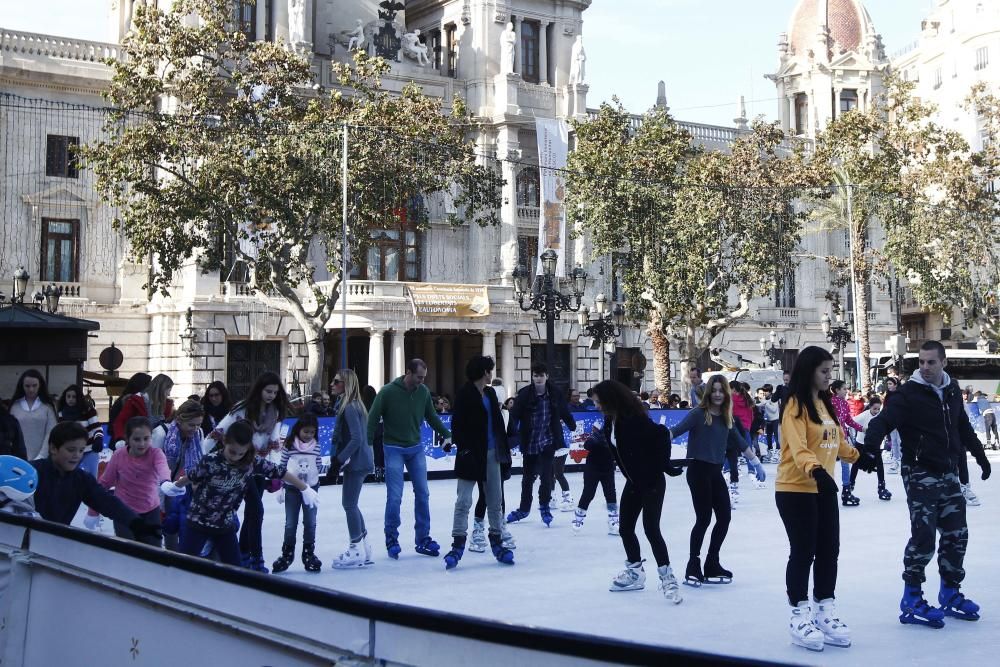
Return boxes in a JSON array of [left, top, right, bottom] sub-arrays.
[[10, 399, 57, 460], [670, 408, 747, 465]]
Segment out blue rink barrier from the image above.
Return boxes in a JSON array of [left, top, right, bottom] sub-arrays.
[[0, 512, 789, 667]]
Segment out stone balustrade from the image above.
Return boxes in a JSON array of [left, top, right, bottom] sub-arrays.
[[0, 28, 118, 63]]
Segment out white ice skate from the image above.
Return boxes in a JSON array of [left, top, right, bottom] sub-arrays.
[[962, 484, 981, 507], [789, 601, 825, 652], [609, 561, 646, 592], [888, 461, 899, 474], [607, 508, 619, 536], [729, 482, 740, 509], [469, 519, 488, 552], [501, 522, 516, 550], [333, 539, 372, 569], [363, 536, 374, 566], [572, 508, 586, 534], [559, 490, 575, 512], [812, 598, 851, 647], [657, 565, 683, 604]]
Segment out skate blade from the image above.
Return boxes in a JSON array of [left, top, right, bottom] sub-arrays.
[[899, 614, 946, 628], [704, 577, 732, 584], [332, 561, 371, 570], [683, 578, 704, 588], [790, 637, 824, 652], [823, 637, 851, 648], [942, 609, 980, 621], [468, 545, 487, 553], [609, 584, 646, 592]]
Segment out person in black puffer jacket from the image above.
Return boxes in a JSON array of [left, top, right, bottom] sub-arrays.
[[593, 380, 682, 603]]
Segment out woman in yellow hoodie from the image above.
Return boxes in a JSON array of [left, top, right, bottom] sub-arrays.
[[776, 346, 875, 653]]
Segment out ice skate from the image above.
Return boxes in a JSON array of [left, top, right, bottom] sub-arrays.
[[939, 585, 980, 621], [415, 536, 441, 557], [559, 490, 575, 512], [385, 536, 401, 560], [246, 552, 269, 573], [961, 483, 981, 507], [468, 519, 488, 552], [888, 460, 899, 474], [729, 482, 739, 509], [332, 540, 370, 569], [607, 504, 619, 536], [271, 542, 294, 574], [363, 536, 374, 565], [703, 555, 732, 584], [899, 585, 946, 628], [506, 508, 529, 523], [488, 532, 514, 565], [877, 482, 892, 501], [841, 484, 860, 507], [684, 556, 704, 587], [609, 560, 645, 592], [539, 504, 553, 527], [443, 536, 466, 570], [301, 542, 322, 572], [501, 521, 516, 550], [812, 598, 851, 647], [572, 508, 586, 534], [657, 565, 683, 604], [789, 601, 825, 652]]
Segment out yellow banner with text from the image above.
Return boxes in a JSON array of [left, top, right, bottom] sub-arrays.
[[404, 283, 491, 318]]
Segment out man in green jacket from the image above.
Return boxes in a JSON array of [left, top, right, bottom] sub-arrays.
[[368, 358, 451, 559]]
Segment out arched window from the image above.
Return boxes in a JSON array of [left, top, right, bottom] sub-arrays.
[[516, 167, 540, 208]]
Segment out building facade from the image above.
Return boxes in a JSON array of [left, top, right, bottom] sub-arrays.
[[1, 0, 908, 411]]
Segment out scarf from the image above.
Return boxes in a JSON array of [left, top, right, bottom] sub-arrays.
[[251, 403, 279, 436], [162, 421, 203, 477]]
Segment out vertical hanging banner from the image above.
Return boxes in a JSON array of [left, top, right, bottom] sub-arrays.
[[535, 118, 570, 276]]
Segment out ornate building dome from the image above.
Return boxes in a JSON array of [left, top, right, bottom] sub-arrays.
[[788, 0, 875, 59]]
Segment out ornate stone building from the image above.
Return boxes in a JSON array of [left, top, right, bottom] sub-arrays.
[[1, 0, 908, 409]]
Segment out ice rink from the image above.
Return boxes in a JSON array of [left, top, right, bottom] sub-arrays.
[[79, 451, 1000, 666]]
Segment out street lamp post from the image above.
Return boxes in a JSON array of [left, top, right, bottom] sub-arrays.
[[512, 249, 587, 384], [821, 312, 854, 380], [759, 330, 786, 368], [577, 293, 624, 381]]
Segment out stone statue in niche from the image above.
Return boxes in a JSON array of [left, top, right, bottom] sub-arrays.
[[288, 0, 306, 47], [401, 29, 430, 66], [345, 19, 367, 52], [500, 22, 516, 74], [569, 34, 586, 85]]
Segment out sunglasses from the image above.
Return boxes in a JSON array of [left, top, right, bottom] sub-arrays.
[[332, 378, 344, 386]]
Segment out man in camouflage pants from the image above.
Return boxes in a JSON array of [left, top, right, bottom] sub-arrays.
[[866, 341, 991, 627]]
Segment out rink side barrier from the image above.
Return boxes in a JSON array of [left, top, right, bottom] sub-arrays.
[[0, 513, 791, 667]]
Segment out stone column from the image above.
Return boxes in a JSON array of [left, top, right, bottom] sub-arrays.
[[788, 96, 797, 133], [539, 21, 549, 85], [497, 127, 520, 283], [834, 88, 842, 120], [390, 329, 406, 379], [368, 329, 385, 391], [482, 330, 497, 360], [255, 0, 266, 41], [514, 17, 523, 76], [501, 331, 516, 397], [274, 0, 289, 44]]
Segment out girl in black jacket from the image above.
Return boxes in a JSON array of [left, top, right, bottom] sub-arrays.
[[443, 356, 514, 569], [593, 380, 681, 603]]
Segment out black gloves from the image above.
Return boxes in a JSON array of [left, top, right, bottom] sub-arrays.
[[324, 457, 342, 484], [855, 449, 877, 474], [812, 467, 839, 494], [128, 518, 162, 543], [977, 456, 991, 481]]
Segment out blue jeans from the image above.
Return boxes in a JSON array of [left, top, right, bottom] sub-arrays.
[[283, 485, 318, 545], [841, 461, 851, 486], [384, 443, 430, 544], [180, 522, 241, 567]]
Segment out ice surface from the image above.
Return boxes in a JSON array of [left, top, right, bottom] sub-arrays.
[[77, 452, 1000, 666]]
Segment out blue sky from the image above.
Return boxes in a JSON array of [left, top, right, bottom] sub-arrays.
[[2, 0, 932, 126]]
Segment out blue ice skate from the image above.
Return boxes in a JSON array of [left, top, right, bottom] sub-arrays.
[[939, 585, 980, 621], [415, 536, 441, 557], [899, 585, 945, 628], [506, 508, 529, 523], [385, 536, 402, 560]]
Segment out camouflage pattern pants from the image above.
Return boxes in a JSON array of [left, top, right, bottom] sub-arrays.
[[900, 464, 967, 587]]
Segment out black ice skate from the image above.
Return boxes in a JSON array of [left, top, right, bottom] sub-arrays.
[[684, 556, 705, 587], [703, 556, 733, 584]]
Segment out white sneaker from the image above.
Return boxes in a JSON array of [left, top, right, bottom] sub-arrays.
[[469, 519, 488, 552], [962, 484, 981, 507], [789, 601, 825, 652], [559, 491, 575, 512], [812, 598, 851, 647], [609, 561, 646, 592], [332, 540, 370, 569], [657, 565, 683, 604], [572, 508, 586, 534]]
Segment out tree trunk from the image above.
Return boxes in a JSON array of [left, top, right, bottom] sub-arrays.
[[650, 322, 671, 393], [680, 324, 700, 404], [285, 309, 328, 395], [852, 228, 872, 392]]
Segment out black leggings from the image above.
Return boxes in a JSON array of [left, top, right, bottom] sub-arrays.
[[765, 421, 780, 450], [985, 414, 999, 443], [551, 454, 570, 492], [775, 490, 840, 605], [686, 460, 731, 559], [619, 479, 670, 567], [850, 446, 886, 486], [518, 448, 554, 511], [238, 474, 265, 557], [474, 480, 506, 520], [578, 465, 617, 510], [725, 448, 739, 484]]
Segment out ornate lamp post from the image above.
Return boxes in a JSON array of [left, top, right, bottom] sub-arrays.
[[821, 312, 853, 378], [578, 293, 624, 380], [43, 283, 63, 314], [179, 307, 197, 356], [759, 330, 786, 368], [12, 267, 29, 305], [512, 249, 587, 382]]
